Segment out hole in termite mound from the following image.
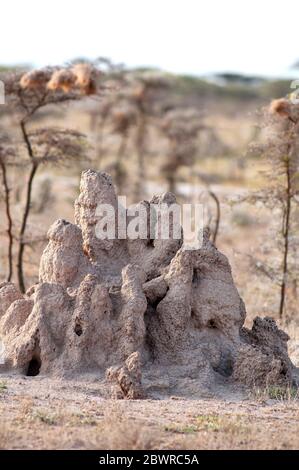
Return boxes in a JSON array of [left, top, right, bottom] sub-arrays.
[[213, 352, 234, 377], [207, 319, 217, 329], [74, 322, 83, 336], [26, 357, 41, 376], [192, 269, 201, 284]]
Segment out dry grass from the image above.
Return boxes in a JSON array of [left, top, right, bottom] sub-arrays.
[[2, 402, 299, 450], [0, 380, 7, 393], [251, 385, 299, 403], [1, 376, 299, 450]]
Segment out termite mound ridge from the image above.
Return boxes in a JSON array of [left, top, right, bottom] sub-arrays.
[[0, 170, 298, 399]]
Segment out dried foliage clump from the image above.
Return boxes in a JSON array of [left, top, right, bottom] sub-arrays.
[[72, 63, 98, 95], [20, 69, 53, 91], [19, 63, 101, 97], [270, 98, 299, 123], [47, 69, 77, 93], [46, 64, 98, 95]]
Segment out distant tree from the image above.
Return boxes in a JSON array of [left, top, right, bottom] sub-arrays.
[[129, 73, 169, 199], [109, 104, 137, 193], [216, 72, 264, 85], [249, 98, 299, 318], [160, 108, 204, 193], [90, 71, 169, 199]]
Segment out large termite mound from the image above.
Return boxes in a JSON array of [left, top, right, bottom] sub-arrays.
[[0, 170, 297, 398]]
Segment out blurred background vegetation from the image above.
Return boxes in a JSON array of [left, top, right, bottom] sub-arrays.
[[0, 59, 299, 337]]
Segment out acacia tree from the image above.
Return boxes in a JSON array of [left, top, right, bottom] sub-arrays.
[[1, 63, 108, 292], [88, 57, 127, 164], [250, 98, 299, 318], [160, 108, 204, 193], [109, 104, 137, 193], [90, 99, 113, 164], [129, 74, 169, 200]]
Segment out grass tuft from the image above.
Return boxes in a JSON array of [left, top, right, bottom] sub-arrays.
[[0, 381, 7, 393]]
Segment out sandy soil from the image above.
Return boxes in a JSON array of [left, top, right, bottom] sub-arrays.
[[1, 373, 299, 450]]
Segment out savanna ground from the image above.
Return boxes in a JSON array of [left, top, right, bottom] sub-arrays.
[[1, 71, 299, 449], [1, 375, 299, 450]]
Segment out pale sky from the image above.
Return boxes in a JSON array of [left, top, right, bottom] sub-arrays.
[[1, 0, 299, 78]]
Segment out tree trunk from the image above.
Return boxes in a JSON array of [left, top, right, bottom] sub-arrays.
[[0, 159, 13, 281], [18, 120, 38, 293], [115, 132, 128, 194], [134, 111, 146, 200], [209, 190, 220, 245], [17, 161, 38, 293], [279, 158, 291, 318]]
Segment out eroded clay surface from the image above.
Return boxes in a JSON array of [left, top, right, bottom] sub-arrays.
[[0, 170, 297, 398]]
